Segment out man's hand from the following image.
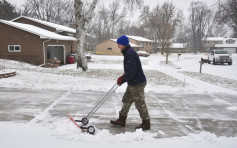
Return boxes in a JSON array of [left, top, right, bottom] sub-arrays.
[[117, 75, 124, 86]]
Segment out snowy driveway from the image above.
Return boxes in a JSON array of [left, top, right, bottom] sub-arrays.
[[1, 88, 237, 138]]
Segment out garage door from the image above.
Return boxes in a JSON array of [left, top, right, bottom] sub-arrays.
[[47, 46, 65, 64], [223, 48, 237, 53]]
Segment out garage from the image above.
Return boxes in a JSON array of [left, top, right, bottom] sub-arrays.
[[47, 45, 65, 64], [223, 48, 237, 54]]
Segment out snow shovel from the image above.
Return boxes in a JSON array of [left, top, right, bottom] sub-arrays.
[[69, 83, 119, 134]]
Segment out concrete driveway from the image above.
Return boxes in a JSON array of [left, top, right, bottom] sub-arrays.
[[0, 88, 237, 138]]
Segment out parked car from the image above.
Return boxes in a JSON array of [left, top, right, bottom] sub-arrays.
[[137, 51, 150, 57], [208, 50, 232, 65]]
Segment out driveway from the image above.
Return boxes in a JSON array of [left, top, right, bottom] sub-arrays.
[[0, 88, 237, 138]]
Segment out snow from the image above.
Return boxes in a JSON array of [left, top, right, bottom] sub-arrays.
[[215, 44, 237, 48], [170, 43, 188, 48], [137, 51, 149, 54], [126, 35, 153, 42], [0, 122, 237, 148], [111, 39, 142, 47], [12, 16, 76, 34], [0, 19, 76, 41], [206, 37, 225, 41], [1, 53, 237, 147]]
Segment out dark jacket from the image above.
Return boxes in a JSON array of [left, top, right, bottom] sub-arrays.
[[121, 44, 146, 85]]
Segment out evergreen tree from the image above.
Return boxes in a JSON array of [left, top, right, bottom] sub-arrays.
[[0, 0, 19, 20]]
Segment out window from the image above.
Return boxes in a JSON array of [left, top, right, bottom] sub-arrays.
[[107, 48, 112, 50], [8, 45, 21, 52]]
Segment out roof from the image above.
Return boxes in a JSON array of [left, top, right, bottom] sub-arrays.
[[205, 37, 225, 41], [126, 35, 153, 42], [110, 39, 143, 47], [215, 44, 237, 48], [0, 19, 77, 41], [12, 16, 76, 34], [170, 43, 188, 49]]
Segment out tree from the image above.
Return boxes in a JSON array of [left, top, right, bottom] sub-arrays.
[[22, 0, 74, 25], [74, 0, 143, 71], [189, 1, 214, 53], [216, 0, 237, 37], [0, 0, 20, 20], [141, 2, 182, 63]]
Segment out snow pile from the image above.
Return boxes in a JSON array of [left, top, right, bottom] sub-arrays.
[[0, 121, 237, 148]]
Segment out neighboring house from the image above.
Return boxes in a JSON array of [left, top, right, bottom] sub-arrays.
[[0, 19, 76, 65], [215, 38, 237, 53], [203, 37, 225, 51], [95, 35, 153, 55], [126, 35, 153, 53], [203, 37, 237, 53], [169, 43, 189, 53], [155, 39, 190, 53]]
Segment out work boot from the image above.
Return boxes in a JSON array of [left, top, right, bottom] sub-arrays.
[[135, 119, 150, 130], [110, 114, 127, 127]]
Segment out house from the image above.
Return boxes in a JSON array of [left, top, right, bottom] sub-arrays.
[[0, 19, 76, 65], [12, 16, 76, 35], [155, 39, 190, 53], [12, 16, 77, 54], [95, 35, 153, 55], [203, 37, 237, 53], [215, 38, 237, 53], [203, 37, 225, 51], [169, 43, 189, 53]]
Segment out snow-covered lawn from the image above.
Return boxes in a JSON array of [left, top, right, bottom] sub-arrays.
[[0, 53, 237, 148]]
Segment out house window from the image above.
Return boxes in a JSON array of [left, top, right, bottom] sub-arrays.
[[8, 45, 21, 52], [107, 48, 112, 50]]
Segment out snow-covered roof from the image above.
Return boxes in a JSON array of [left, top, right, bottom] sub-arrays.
[[126, 35, 153, 42], [110, 39, 142, 47], [205, 37, 225, 41], [215, 44, 237, 48], [170, 43, 188, 49], [12, 16, 76, 34], [0, 19, 77, 41]]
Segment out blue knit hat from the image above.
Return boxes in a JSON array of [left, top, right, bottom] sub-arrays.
[[117, 35, 129, 46]]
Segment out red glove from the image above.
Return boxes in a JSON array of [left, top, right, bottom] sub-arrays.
[[117, 75, 124, 86]]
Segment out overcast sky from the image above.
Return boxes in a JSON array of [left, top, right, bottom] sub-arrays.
[[8, 0, 216, 19]]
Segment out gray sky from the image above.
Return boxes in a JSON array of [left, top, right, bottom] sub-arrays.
[[8, 0, 215, 19]]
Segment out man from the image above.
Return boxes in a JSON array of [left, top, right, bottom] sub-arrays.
[[110, 35, 150, 130]]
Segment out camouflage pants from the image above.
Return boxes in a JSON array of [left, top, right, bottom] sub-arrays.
[[119, 82, 150, 120]]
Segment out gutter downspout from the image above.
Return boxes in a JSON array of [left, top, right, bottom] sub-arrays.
[[42, 39, 51, 66]]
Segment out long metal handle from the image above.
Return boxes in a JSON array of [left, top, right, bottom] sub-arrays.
[[86, 84, 118, 118]]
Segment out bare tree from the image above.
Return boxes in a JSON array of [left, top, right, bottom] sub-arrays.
[[22, 0, 74, 25], [189, 1, 214, 53], [109, 1, 127, 38], [141, 2, 182, 63], [216, 0, 237, 37], [74, 0, 143, 70]]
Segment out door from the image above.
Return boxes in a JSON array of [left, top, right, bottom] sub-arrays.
[[47, 45, 65, 64]]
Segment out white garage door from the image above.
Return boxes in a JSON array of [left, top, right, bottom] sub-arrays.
[[223, 48, 237, 53]]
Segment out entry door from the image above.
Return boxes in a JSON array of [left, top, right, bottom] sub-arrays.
[[47, 46, 65, 64]]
